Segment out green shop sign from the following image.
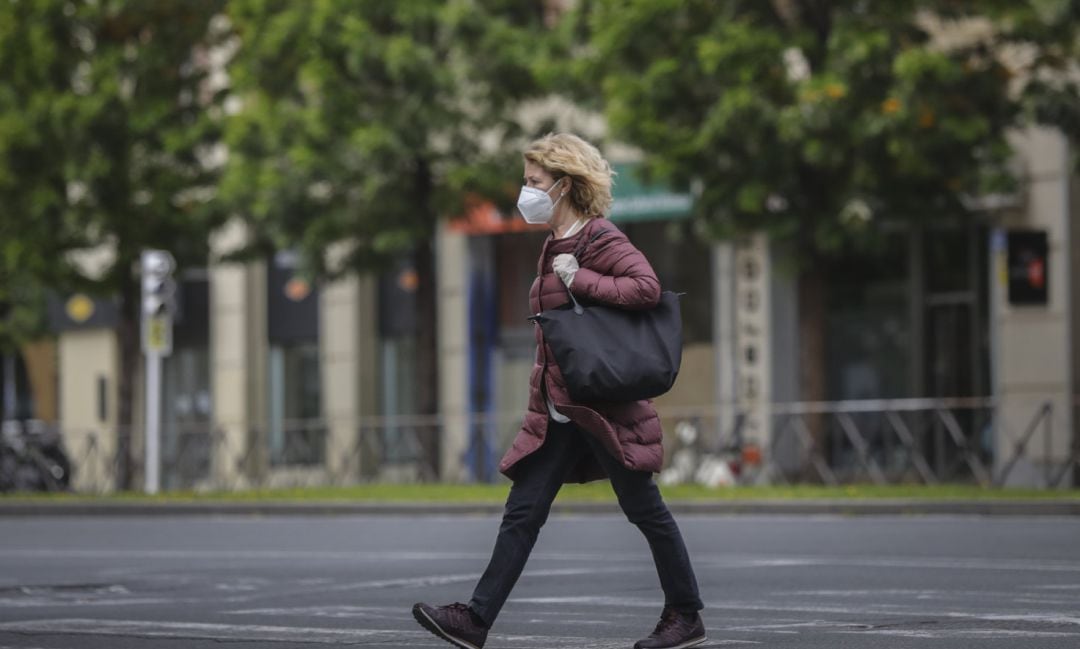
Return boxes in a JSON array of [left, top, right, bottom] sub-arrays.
[[609, 162, 693, 223]]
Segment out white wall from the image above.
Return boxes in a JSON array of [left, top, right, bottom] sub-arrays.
[[992, 128, 1075, 486], [437, 224, 470, 481], [209, 220, 267, 488], [320, 272, 377, 481]]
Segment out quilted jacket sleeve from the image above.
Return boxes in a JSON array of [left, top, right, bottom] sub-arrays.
[[570, 228, 661, 310]]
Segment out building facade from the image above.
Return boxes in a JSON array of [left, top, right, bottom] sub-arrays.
[[36, 130, 1079, 492]]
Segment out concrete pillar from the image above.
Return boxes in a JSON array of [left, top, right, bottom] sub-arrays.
[[711, 241, 737, 436], [992, 128, 1075, 486], [320, 268, 377, 482], [209, 220, 268, 489], [58, 329, 119, 492], [733, 234, 773, 452], [437, 224, 470, 481]]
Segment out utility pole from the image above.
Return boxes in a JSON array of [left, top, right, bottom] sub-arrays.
[[141, 250, 176, 494]]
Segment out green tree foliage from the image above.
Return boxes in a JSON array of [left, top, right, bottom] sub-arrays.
[[583, 0, 1079, 417], [0, 0, 228, 290], [0, 0, 227, 479], [222, 0, 559, 451], [222, 0, 558, 275], [583, 0, 1080, 253]]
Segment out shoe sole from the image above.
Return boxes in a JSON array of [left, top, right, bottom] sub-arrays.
[[672, 635, 708, 649], [412, 604, 483, 649], [636, 635, 708, 649]]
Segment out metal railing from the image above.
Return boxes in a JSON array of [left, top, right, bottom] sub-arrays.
[[660, 397, 1077, 488], [9, 397, 1078, 494]]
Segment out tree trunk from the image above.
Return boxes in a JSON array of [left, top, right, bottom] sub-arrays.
[[116, 274, 140, 491], [797, 263, 828, 481], [413, 237, 440, 479], [411, 155, 441, 480]]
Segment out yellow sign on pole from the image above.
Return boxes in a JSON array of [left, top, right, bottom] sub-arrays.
[[143, 314, 173, 356]]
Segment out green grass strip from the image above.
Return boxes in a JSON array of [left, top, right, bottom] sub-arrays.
[[3, 483, 1079, 503]]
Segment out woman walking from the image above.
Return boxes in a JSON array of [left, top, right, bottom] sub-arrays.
[[413, 133, 706, 649]]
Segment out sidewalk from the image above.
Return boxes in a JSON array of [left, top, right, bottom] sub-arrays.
[[2, 498, 1079, 517]]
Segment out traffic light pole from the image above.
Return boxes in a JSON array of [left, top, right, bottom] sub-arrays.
[[144, 349, 162, 494], [140, 249, 175, 495]]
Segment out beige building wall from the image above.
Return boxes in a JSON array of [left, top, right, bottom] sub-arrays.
[[22, 340, 58, 422], [58, 328, 119, 492], [437, 224, 471, 481], [653, 342, 717, 457], [319, 272, 378, 481], [992, 128, 1076, 486], [208, 220, 268, 489]]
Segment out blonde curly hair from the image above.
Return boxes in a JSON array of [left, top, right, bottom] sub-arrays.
[[523, 133, 615, 218]]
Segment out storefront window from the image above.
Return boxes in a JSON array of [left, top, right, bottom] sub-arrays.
[[268, 342, 323, 465], [824, 232, 911, 400], [163, 346, 211, 488], [267, 251, 323, 466], [823, 223, 991, 401]]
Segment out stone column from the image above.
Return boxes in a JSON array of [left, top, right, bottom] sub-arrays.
[[437, 223, 470, 482], [208, 220, 268, 489], [992, 128, 1075, 486], [733, 234, 773, 456], [320, 267, 377, 482]]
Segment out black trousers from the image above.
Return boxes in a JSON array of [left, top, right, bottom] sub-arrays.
[[468, 419, 703, 627]]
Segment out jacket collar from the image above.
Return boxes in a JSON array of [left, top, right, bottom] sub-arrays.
[[536, 217, 613, 275]]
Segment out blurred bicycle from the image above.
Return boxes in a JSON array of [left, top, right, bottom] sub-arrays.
[[0, 419, 72, 493]]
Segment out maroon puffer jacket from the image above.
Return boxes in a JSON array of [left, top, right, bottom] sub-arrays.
[[497, 217, 665, 483]]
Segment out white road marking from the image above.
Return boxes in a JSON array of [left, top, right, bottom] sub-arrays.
[[779, 587, 1080, 604], [0, 567, 653, 612], [507, 595, 1080, 633], [1013, 596, 1080, 606], [1033, 583, 1080, 590], [0, 548, 674, 562], [0, 618, 412, 641], [697, 555, 1080, 574], [512, 595, 657, 607], [845, 628, 1079, 639], [0, 549, 493, 561], [226, 604, 404, 618], [299, 565, 648, 596], [724, 620, 868, 633], [726, 618, 1080, 640], [0, 618, 658, 647], [5, 548, 1080, 576], [0, 596, 180, 608], [946, 612, 1080, 626], [784, 589, 949, 597]]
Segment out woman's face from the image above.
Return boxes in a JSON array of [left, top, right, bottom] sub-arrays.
[[523, 161, 559, 193]]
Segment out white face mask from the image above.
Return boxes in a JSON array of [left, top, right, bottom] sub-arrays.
[[516, 178, 566, 224]]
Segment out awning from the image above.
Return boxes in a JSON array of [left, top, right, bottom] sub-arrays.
[[609, 162, 693, 223]]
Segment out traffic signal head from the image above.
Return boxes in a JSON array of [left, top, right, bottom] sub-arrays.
[[141, 250, 176, 317]]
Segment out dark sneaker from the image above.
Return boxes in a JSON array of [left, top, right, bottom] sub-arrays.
[[634, 607, 707, 649], [412, 602, 488, 649]]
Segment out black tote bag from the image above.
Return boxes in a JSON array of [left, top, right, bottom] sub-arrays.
[[530, 290, 683, 403], [528, 229, 683, 403]]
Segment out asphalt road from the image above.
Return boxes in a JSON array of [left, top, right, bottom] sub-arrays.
[[1, 513, 1079, 648]]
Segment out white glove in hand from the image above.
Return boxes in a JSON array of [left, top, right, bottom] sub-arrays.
[[552, 253, 579, 288]]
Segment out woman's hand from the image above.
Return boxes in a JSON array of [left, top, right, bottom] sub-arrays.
[[552, 254, 579, 287]]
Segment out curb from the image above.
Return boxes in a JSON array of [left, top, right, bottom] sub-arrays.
[[1, 499, 1079, 517]]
